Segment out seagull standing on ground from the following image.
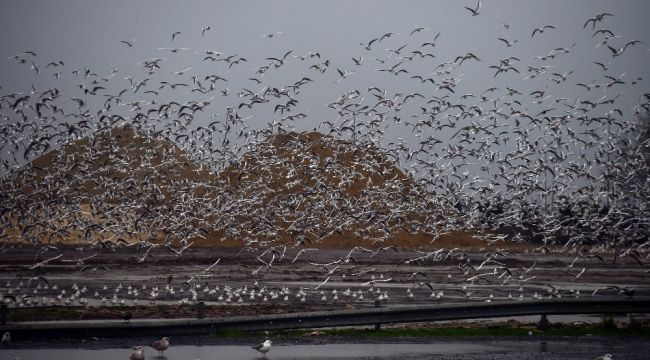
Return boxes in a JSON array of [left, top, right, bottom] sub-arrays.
[[1, 332, 10, 346], [252, 339, 272, 357], [130, 346, 145, 360], [151, 336, 170, 356]]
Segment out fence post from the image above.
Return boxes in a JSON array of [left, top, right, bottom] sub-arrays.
[[537, 314, 550, 330], [0, 304, 7, 325], [197, 301, 205, 319], [374, 299, 381, 330]]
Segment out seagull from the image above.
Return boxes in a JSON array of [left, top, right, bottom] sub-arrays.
[[120, 39, 135, 47], [410, 27, 428, 36], [464, 0, 481, 16], [1, 332, 10, 346], [130, 346, 145, 360], [201, 26, 211, 37], [171, 31, 181, 42], [266, 50, 293, 68], [335, 68, 354, 83], [172, 66, 192, 75], [592, 354, 613, 360], [607, 40, 644, 57], [531, 25, 555, 37], [263, 32, 282, 38], [252, 339, 272, 357], [584, 13, 614, 30], [498, 38, 518, 47], [151, 336, 170, 356]]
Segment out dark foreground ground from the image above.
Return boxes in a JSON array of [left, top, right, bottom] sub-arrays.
[[2, 336, 649, 360], [1, 246, 648, 313], [1, 246, 649, 359]]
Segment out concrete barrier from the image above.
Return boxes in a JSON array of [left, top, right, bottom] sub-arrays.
[[2, 298, 649, 339]]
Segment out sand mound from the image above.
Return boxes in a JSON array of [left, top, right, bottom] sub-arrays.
[[1, 127, 475, 249]]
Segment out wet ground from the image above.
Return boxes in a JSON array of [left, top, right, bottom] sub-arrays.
[[2, 246, 649, 359], [1, 246, 648, 315], [1, 337, 648, 359]]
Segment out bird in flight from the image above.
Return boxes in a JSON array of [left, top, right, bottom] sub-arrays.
[[172, 66, 192, 75], [584, 13, 614, 30], [266, 50, 293, 68], [607, 40, 644, 57], [171, 31, 181, 42], [201, 26, 211, 37], [335, 68, 354, 82], [531, 25, 555, 37], [410, 27, 428, 36], [262, 31, 282, 38], [498, 38, 517, 47], [464, 0, 481, 16]]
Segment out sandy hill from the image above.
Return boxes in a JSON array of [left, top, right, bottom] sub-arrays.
[[1, 126, 478, 249]]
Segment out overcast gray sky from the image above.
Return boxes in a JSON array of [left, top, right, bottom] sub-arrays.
[[1, 0, 649, 174]]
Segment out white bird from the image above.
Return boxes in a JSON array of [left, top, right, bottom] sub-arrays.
[[593, 355, 613, 360], [252, 339, 272, 357], [335, 68, 354, 83], [1, 332, 10, 346], [130, 346, 145, 360], [151, 336, 170, 356]]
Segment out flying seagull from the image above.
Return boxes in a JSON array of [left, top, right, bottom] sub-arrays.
[[464, 0, 481, 16], [531, 25, 555, 37]]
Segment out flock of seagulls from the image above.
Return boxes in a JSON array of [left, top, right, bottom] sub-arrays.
[[0, 5, 647, 359], [0, 4, 646, 258]]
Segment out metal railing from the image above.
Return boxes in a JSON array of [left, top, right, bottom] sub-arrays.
[[2, 298, 649, 338]]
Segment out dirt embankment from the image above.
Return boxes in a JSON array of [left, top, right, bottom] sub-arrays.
[[2, 126, 492, 251]]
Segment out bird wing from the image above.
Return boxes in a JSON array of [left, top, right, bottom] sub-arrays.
[[606, 45, 619, 54]]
